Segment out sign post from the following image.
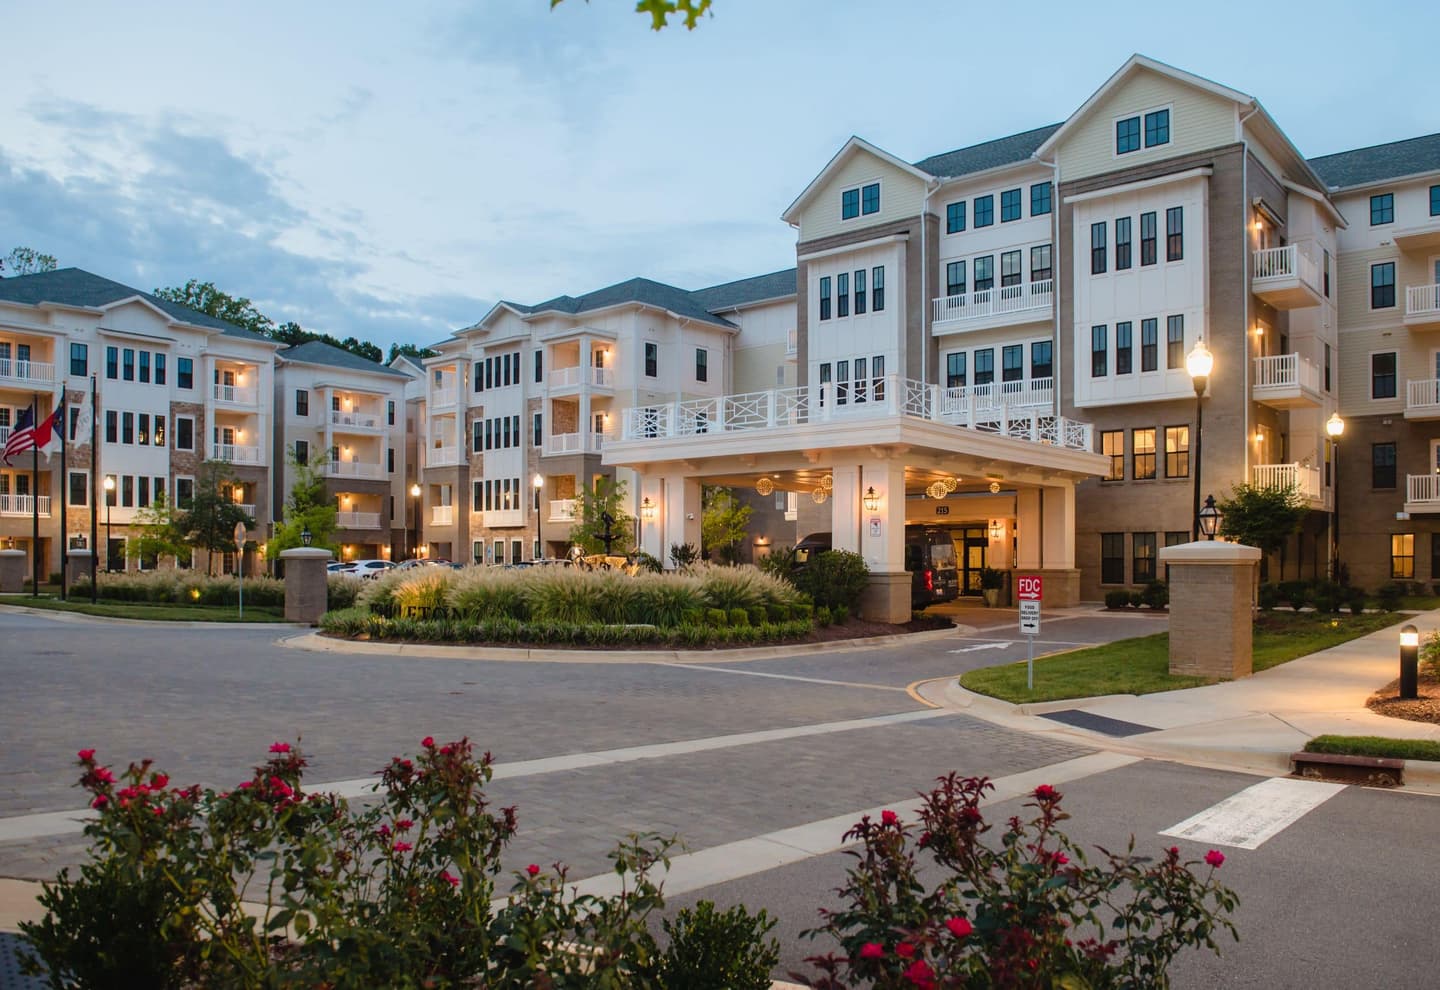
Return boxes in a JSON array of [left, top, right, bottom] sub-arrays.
[[1016, 574, 1042, 691], [234, 521, 247, 620]]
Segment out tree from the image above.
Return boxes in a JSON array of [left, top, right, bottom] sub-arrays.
[[568, 476, 633, 554], [153, 280, 275, 338], [126, 494, 190, 568], [176, 461, 256, 575], [549, 0, 713, 30], [701, 485, 751, 564], [2, 246, 58, 277], [1217, 482, 1307, 580], [388, 342, 439, 365], [268, 449, 340, 560]]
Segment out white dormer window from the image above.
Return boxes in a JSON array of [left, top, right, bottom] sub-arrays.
[[1116, 107, 1171, 155], [841, 182, 880, 220]]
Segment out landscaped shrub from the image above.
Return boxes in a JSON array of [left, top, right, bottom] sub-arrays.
[[326, 574, 364, 610], [831, 604, 850, 625], [727, 607, 750, 628], [791, 602, 814, 622], [746, 605, 767, 627], [1310, 580, 1344, 614], [815, 605, 833, 626], [628, 574, 705, 627], [1128, 590, 1143, 608], [1104, 589, 1131, 610], [766, 603, 790, 622], [691, 562, 804, 611], [1140, 580, 1169, 610], [705, 607, 729, 627], [1346, 586, 1367, 615], [1257, 583, 1279, 611], [1279, 580, 1310, 611], [446, 566, 530, 621], [794, 550, 869, 611], [1377, 583, 1404, 612], [70, 570, 285, 608], [657, 901, 778, 990], [669, 542, 700, 569]]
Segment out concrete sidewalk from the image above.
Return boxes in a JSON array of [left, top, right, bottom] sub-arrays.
[[921, 608, 1440, 788]]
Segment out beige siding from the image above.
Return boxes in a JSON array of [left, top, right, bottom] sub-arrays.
[[1336, 244, 1427, 415], [1055, 68, 1236, 183], [796, 150, 928, 242]]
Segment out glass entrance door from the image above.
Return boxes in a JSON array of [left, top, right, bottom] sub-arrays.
[[952, 526, 988, 595]]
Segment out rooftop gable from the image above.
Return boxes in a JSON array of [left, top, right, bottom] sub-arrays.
[[278, 339, 410, 379], [781, 136, 935, 225], [690, 268, 797, 312], [913, 123, 1062, 180], [1308, 132, 1440, 190]]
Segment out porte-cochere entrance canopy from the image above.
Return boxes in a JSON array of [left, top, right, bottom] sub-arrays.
[[604, 375, 1106, 622]]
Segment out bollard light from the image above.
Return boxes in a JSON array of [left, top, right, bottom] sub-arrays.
[[1399, 624, 1419, 700]]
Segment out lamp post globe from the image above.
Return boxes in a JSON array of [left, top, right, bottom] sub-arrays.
[[1325, 412, 1345, 580], [1326, 412, 1345, 439], [102, 475, 116, 572], [532, 473, 544, 562], [1185, 338, 1213, 541]]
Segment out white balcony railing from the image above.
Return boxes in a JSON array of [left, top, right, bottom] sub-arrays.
[[549, 365, 581, 388], [1254, 462, 1322, 501], [0, 494, 51, 516], [549, 365, 613, 389], [546, 432, 609, 455], [431, 386, 457, 408], [211, 443, 263, 464], [330, 410, 383, 430], [590, 366, 613, 387], [336, 510, 382, 529], [1408, 379, 1440, 412], [619, 375, 1091, 451], [932, 279, 1053, 328], [1253, 353, 1320, 392], [483, 508, 525, 528], [431, 505, 454, 526], [1407, 474, 1440, 507], [0, 426, 9, 445], [0, 359, 56, 384], [549, 498, 578, 522], [212, 383, 258, 405], [427, 445, 460, 467], [1406, 284, 1440, 318], [1253, 244, 1321, 289], [232, 503, 256, 519], [322, 460, 385, 479]]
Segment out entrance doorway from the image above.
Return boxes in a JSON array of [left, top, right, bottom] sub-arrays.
[[946, 526, 988, 595]]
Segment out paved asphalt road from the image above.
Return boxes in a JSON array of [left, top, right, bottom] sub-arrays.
[[1, 605, 1435, 988]]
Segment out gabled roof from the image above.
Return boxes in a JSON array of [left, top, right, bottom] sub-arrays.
[[0, 267, 274, 342], [510, 276, 736, 329], [1307, 132, 1440, 190], [690, 268, 797, 312], [278, 340, 410, 379], [781, 136, 935, 224], [913, 123, 1062, 180]]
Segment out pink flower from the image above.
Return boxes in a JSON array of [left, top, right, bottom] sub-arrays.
[[395, 819, 413, 832], [377, 824, 392, 838], [441, 870, 460, 888], [1034, 784, 1059, 801], [1205, 849, 1225, 868], [93, 767, 115, 784], [945, 916, 973, 938], [151, 774, 169, 789], [393, 841, 413, 853], [859, 942, 884, 960], [526, 864, 540, 877], [421, 736, 435, 748], [90, 794, 108, 809], [1051, 851, 1069, 866], [881, 809, 899, 826], [237, 780, 254, 790], [77, 749, 96, 762], [1168, 846, 1180, 857], [895, 942, 916, 959], [269, 742, 291, 754], [903, 958, 935, 987]]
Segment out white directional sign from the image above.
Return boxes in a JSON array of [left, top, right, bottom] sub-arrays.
[[1019, 599, 1041, 635], [1015, 574, 1042, 690]]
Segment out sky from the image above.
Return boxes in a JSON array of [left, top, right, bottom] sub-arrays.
[[2, 0, 1436, 351]]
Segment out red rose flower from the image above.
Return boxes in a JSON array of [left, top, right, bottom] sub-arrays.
[[395, 819, 413, 832], [77, 749, 96, 762], [441, 870, 460, 888], [151, 774, 169, 789], [945, 916, 973, 938], [269, 742, 291, 754], [895, 942, 916, 959], [421, 736, 435, 748], [393, 841, 413, 853], [1205, 849, 1225, 868], [526, 864, 540, 877], [859, 942, 884, 960], [1034, 784, 1058, 801], [90, 794, 108, 809], [881, 809, 899, 826], [903, 959, 935, 988], [1052, 851, 1069, 866]]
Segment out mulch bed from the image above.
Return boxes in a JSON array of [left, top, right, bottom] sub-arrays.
[[1366, 667, 1440, 725]]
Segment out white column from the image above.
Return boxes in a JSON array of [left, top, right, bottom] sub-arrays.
[[660, 473, 701, 562], [859, 460, 906, 573], [638, 474, 664, 560], [829, 460, 861, 554], [1040, 480, 1076, 570], [1016, 487, 1042, 570]]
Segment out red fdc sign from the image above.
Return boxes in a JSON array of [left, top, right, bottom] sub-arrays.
[[1016, 575, 1043, 601]]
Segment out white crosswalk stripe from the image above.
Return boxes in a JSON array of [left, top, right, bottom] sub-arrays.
[[1160, 777, 1346, 850]]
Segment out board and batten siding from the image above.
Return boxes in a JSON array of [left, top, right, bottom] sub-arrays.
[[1053, 69, 1237, 183], [795, 150, 929, 243]]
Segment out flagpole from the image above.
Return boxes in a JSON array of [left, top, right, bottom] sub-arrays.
[[59, 392, 68, 601], [31, 392, 40, 598], [90, 374, 99, 603]]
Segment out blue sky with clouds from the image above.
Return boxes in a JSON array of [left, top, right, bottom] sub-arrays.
[[2, 0, 1435, 349]]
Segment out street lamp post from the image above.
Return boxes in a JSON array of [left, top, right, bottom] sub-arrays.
[[1326, 412, 1345, 581], [532, 473, 544, 562], [1185, 338, 1214, 541], [409, 483, 421, 561], [102, 475, 116, 572]]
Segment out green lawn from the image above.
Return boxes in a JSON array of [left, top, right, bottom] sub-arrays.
[[1304, 734, 1440, 763], [960, 611, 1406, 704], [0, 595, 287, 623]]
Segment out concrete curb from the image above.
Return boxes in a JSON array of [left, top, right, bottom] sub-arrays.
[[0, 601, 303, 629]]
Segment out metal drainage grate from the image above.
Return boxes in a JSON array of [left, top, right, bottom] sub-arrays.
[[1039, 709, 1156, 738], [0, 932, 50, 990]]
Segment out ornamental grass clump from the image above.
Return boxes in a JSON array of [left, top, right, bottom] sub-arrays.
[[446, 565, 531, 621], [691, 562, 806, 611]]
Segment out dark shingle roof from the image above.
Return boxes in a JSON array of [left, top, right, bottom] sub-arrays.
[[1307, 133, 1440, 190], [0, 267, 273, 341], [279, 340, 410, 378], [690, 268, 797, 312], [523, 276, 736, 329], [913, 123, 1062, 179]]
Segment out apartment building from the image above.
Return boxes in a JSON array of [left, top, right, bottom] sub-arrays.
[[0, 268, 279, 574], [273, 341, 413, 563]]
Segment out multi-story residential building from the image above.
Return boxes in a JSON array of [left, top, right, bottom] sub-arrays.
[[0, 269, 278, 574], [273, 341, 413, 563], [1310, 134, 1440, 590]]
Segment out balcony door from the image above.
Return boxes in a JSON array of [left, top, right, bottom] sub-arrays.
[[1431, 439, 1440, 477]]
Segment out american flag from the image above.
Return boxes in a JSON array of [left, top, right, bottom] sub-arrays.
[[2, 402, 63, 466]]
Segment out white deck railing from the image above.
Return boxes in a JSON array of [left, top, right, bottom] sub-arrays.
[[0, 494, 51, 516], [330, 410, 382, 430], [1254, 462, 1322, 500], [1407, 379, 1440, 411], [233, 503, 256, 519], [430, 505, 454, 526], [1408, 474, 1440, 505], [1407, 284, 1440, 318], [212, 443, 263, 464], [212, 383, 258, 405], [546, 432, 609, 455], [323, 460, 385, 479], [932, 279, 1053, 326], [336, 511, 382, 529], [0, 359, 56, 384], [1253, 353, 1320, 392], [427, 445, 460, 467], [620, 375, 1091, 451], [430, 385, 457, 408], [549, 498, 578, 522], [1253, 245, 1321, 290]]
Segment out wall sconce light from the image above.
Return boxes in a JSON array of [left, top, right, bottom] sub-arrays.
[[1253, 325, 1264, 336], [989, 519, 1004, 540], [862, 486, 880, 512], [641, 496, 656, 520], [754, 536, 771, 547], [1253, 430, 1263, 443]]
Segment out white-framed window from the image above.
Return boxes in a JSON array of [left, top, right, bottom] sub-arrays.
[[1114, 104, 1172, 157], [840, 180, 881, 220]]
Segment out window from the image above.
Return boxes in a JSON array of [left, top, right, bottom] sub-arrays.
[[946, 352, 967, 389], [1140, 212, 1157, 266], [69, 343, 87, 377], [138, 476, 150, 509], [1101, 431, 1124, 480], [137, 414, 150, 446], [837, 272, 850, 317], [1371, 352, 1397, 398], [946, 261, 966, 297], [1166, 315, 1185, 369], [1002, 345, 1023, 382], [1090, 325, 1107, 377], [534, 349, 543, 383], [1323, 249, 1331, 298], [1000, 250, 1022, 287], [1115, 217, 1132, 270], [872, 355, 885, 400], [155, 353, 165, 385], [293, 439, 308, 466], [1133, 532, 1157, 582], [388, 400, 395, 426], [1116, 321, 1133, 375], [472, 482, 483, 513], [122, 349, 135, 381], [818, 363, 831, 406], [178, 357, 193, 390], [1090, 222, 1107, 274], [1116, 116, 1141, 154], [819, 277, 832, 320], [841, 188, 860, 220], [1372, 442, 1396, 489], [644, 341, 658, 377], [1165, 207, 1183, 261], [974, 194, 994, 227], [121, 412, 134, 445], [1324, 343, 1332, 392], [836, 359, 849, 404], [69, 471, 88, 507], [1392, 534, 1415, 579], [472, 360, 484, 393], [1000, 188, 1022, 222], [1133, 428, 1156, 480], [973, 349, 994, 386], [1030, 340, 1052, 380], [295, 389, 309, 416], [860, 182, 879, 215], [1101, 533, 1125, 584], [121, 476, 133, 508], [853, 269, 866, 315], [695, 348, 708, 382], [872, 266, 885, 311], [176, 477, 194, 508], [388, 447, 395, 473], [1030, 244, 1052, 282], [175, 417, 193, 451], [529, 412, 540, 447], [853, 357, 867, 402], [973, 255, 994, 292], [69, 406, 79, 441], [472, 419, 483, 453], [1141, 318, 1158, 372], [153, 416, 164, 447], [1370, 193, 1394, 226], [105, 346, 118, 379], [331, 394, 341, 412], [946, 201, 966, 233], [1165, 425, 1190, 478], [1371, 262, 1396, 308], [1030, 182, 1052, 216], [1144, 109, 1170, 147], [138, 351, 150, 383]]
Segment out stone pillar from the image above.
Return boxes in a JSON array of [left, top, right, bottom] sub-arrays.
[[0, 549, 25, 593], [857, 459, 909, 624], [279, 547, 334, 624], [65, 549, 93, 589], [1158, 541, 1261, 679]]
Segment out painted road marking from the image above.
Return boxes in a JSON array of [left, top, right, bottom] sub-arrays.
[[948, 642, 1013, 653], [949, 638, 1095, 648], [1160, 777, 1346, 850], [650, 662, 909, 692]]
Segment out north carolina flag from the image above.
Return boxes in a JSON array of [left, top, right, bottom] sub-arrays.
[[1, 402, 62, 465], [32, 401, 63, 451]]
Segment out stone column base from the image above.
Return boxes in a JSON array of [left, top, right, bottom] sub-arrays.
[[0, 549, 25, 593], [858, 571, 910, 624], [280, 548, 334, 625], [65, 550, 93, 589], [1012, 568, 1080, 607], [1159, 541, 1260, 680]]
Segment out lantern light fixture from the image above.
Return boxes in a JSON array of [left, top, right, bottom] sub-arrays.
[[1198, 494, 1221, 540], [862, 486, 879, 512]]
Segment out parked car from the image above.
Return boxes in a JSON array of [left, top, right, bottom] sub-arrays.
[[346, 559, 396, 580], [394, 558, 452, 571], [327, 562, 355, 574], [791, 528, 959, 609]]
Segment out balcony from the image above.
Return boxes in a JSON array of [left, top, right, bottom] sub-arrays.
[[431, 505, 454, 526], [211, 443, 264, 465], [321, 460, 385, 479], [1392, 219, 1440, 253], [1406, 474, 1440, 514], [212, 382, 259, 407], [545, 432, 609, 455], [482, 508, 525, 528], [938, 378, 1055, 422], [1253, 462, 1324, 506], [1404, 285, 1440, 331], [932, 279, 1053, 336], [1252, 353, 1321, 409], [0, 494, 50, 516], [431, 386, 457, 409], [232, 503, 256, 519], [786, 328, 798, 357], [336, 510, 382, 529], [1251, 245, 1323, 309], [549, 366, 613, 390], [330, 409, 384, 432], [0, 358, 56, 386], [1407, 380, 1440, 420], [548, 498, 578, 522], [426, 445, 460, 467]]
